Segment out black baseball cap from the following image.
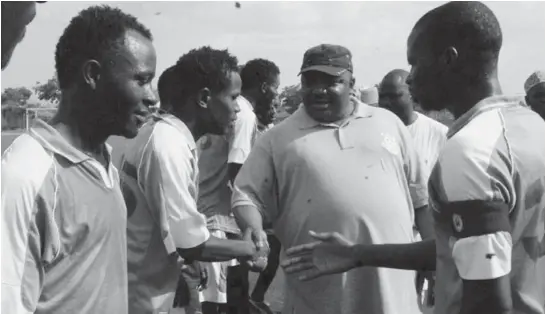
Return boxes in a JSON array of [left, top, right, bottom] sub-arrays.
[[299, 44, 353, 76]]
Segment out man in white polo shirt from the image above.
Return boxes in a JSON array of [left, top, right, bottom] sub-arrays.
[[197, 58, 280, 314], [119, 47, 264, 314], [231, 44, 432, 314]]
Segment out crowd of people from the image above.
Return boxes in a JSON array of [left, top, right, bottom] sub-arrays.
[[1, 1, 544, 314]]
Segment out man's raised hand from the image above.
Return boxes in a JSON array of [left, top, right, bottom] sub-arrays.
[[281, 230, 358, 281]]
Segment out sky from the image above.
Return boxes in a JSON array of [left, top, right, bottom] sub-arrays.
[[2, 1, 545, 95]]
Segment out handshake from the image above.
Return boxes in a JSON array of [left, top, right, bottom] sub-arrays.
[[239, 228, 270, 272]]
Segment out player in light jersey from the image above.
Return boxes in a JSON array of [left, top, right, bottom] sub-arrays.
[[379, 68, 447, 314], [197, 58, 280, 314], [282, 2, 545, 314], [119, 47, 266, 314], [2, 6, 156, 313]]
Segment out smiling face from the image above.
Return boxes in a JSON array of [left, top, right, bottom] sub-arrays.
[[301, 70, 353, 123], [94, 29, 157, 139]]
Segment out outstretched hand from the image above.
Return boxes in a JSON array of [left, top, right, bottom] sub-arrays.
[[281, 230, 358, 281], [242, 227, 269, 272]]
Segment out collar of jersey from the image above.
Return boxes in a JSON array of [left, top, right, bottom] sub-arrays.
[[447, 95, 525, 139], [29, 119, 113, 165], [297, 99, 373, 130]]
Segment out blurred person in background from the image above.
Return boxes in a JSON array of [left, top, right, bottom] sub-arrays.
[[524, 70, 545, 120], [1, 1, 44, 70]]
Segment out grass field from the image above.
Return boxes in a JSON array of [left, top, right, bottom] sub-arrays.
[[1, 130, 285, 312]]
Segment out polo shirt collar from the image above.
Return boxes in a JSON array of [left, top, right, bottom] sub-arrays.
[[447, 95, 524, 138], [30, 119, 113, 164], [297, 100, 373, 130]]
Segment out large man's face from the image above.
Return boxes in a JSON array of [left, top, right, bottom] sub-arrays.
[[255, 74, 280, 126], [406, 28, 448, 112], [95, 29, 157, 139], [1, 1, 37, 70], [204, 71, 242, 135], [527, 82, 545, 120], [301, 70, 353, 123]]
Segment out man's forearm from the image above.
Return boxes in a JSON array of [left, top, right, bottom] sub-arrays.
[[233, 204, 264, 232], [351, 239, 436, 271], [415, 205, 435, 240], [178, 236, 254, 262]]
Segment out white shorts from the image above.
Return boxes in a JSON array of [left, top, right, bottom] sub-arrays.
[[198, 230, 239, 304]]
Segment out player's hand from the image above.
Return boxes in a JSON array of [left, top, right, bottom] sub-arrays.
[[242, 227, 269, 272], [281, 230, 358, 281]]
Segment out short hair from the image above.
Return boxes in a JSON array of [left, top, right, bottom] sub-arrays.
[[157, 65, 178, 107], [240, 58, 280, 91], [55, 5, 152, 89], [169, 46, 238, 110], [415, 1, 502, 63]]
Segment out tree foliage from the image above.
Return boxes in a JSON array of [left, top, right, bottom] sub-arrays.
[[34, 77, 61, 104], [1, 86, 32, 107]]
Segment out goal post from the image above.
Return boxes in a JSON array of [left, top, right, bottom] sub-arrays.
[[25, 107, 57, 130]]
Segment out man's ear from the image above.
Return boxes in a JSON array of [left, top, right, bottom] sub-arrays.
[[441, 46, 458, 67], [198, 87, 211, 109], [82, 60, 101, 90], [260, 82, 268, 94], [350, 76, 356, 89], [525, 95, 530, 107]]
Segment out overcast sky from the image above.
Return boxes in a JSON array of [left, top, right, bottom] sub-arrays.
[[2, 1, 544, 95]]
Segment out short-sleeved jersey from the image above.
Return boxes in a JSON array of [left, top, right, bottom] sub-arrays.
[[430, 96, 545, 314], [1, 120, 128, 314], [197, 95, 257, 233], [120, 114, 210, 314], [232, 102, 428, 314], [407, 112, 448, 176]]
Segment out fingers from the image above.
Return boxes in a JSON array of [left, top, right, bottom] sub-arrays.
[[282, 260, 315, 275], [285, 241, 320, 256], [309, 230, 338, 241], [280, 255, 312, 269]]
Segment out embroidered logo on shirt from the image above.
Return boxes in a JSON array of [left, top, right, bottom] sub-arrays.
[[381, 133, 401, 156], [452, 214, 464, 232]]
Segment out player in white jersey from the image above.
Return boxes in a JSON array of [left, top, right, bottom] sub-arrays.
[[379, 69, 446, 313], [119, 47, 267, 314], [197, 58, 280, 314]]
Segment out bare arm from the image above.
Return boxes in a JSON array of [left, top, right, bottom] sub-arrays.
[[414, 205, 435, 240], [177, 235, 255, 262], [352, 239, 436, 271]]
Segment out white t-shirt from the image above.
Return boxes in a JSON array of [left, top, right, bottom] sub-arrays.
[[407, 112, 448, 177]]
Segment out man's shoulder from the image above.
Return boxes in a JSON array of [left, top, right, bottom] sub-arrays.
[[2, 133, 55, 194]]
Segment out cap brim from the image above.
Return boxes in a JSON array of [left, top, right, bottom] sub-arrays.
[[299, 65, 347, 76]]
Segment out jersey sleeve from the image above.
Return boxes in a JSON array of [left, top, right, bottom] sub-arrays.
[[231, 134, 279, 224], [228, 97, 257, 164], [138, 125, 210, 251], [430, 133, 515, 280], [1, 137, 58, 313]]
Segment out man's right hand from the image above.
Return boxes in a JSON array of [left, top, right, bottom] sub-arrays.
[[242, 227, 269, 272]]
